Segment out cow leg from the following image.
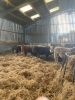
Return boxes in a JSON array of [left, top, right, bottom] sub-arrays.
[[15, 47, 19, 56], [61, 61, 65, 71], [63, 64, 67, 78], [63, 57, 68, 77], [61, 56, 67, 70], [24, 50, 27, 56], [61, 58, 67, 85], [61, 63, 64, 71], [61, 63, 67, 85], [55, 57, 58, 63], [72, 65, 75, 84], [61, 61, 65, 75], [46, 54, 49, 60]]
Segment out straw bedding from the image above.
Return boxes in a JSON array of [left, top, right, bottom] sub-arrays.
[[0, 53, 75, 100]]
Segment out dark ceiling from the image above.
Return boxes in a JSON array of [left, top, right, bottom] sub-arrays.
[[0, 0, 74, 26]]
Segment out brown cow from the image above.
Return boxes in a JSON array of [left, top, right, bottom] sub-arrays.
[[21, 45, 35, 56]]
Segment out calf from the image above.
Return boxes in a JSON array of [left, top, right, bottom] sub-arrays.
[[58, 52, 75, 84], [54, 46, 72, 63], [33, 46, 52, 60], [21, 45, 35, 56], [58, 52, 68, 78]]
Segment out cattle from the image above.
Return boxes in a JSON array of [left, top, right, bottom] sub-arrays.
[[14, 44, 53, 60], [12, 45, 21, 54], [21, 45, 53, 60], [13, 44, 33, 55], [53, 46, 75, 84], [16, 45, 21, 54], [33, 46, 52, 60], [54, 47, 72, 62], [22, 45, 35, 56], [57, 51, 75, 84], [57, 52, 68, 71]]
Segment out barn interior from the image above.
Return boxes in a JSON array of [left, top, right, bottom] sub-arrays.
[[0, 0, 75, 100]]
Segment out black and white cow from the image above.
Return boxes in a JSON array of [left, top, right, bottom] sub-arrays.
[[33, 46, 53, 60]]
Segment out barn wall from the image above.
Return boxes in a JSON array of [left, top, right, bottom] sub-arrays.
[[25, 10, 75, 44], [0, 42, 17, 52], [25, 18, 51, 44], [0, 18, 24, 52]]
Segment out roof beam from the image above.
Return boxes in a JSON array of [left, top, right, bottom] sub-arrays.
[[9, 13, 28, 24], [1, 0, 33, 22], [0, 0, 39, 19], [28, 2, 42, 18], [43, 0, 50, 14], [0, 5, 28, 24]]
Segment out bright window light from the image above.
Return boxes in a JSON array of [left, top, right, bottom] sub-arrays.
[[50, 7, 59, 13], [30, 14, 40, 20], [20, 5, 32, 12], [45, 0, 53, 3]]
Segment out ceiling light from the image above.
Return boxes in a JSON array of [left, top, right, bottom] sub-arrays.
[[45, 0, 53, 3], [50, 7, 59, 13], [30, 14, 40, 20], [20, 5, 32, 12]]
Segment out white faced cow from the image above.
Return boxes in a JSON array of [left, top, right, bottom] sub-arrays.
[[54, 46, 75, 84]]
